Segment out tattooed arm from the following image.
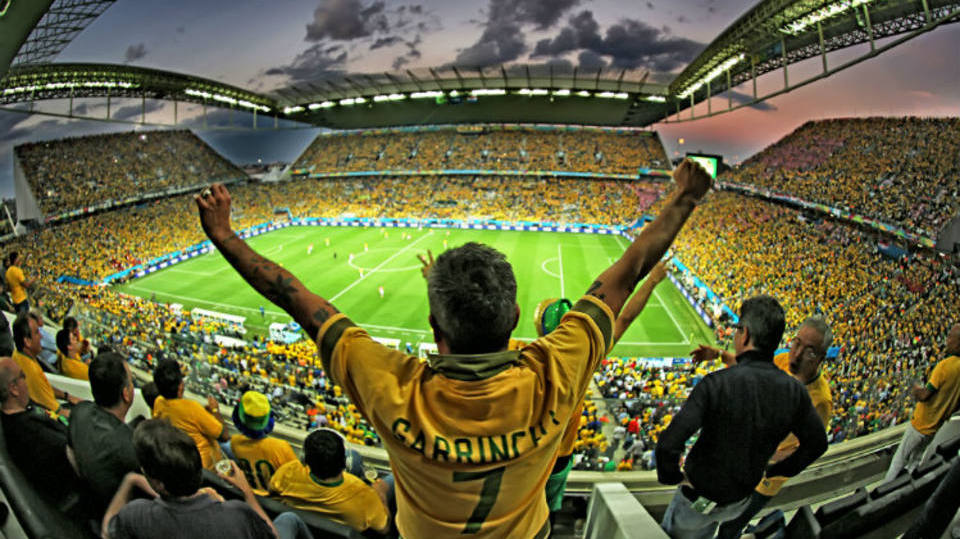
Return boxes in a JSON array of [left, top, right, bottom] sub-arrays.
[[586, 160, 712, 317], [195, 184, 337, 340]]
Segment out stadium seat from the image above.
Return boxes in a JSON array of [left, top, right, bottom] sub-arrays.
[[912, 454, 944, 479], [748, 509, 786, 538], [784, 505, 820, 539], [819, 461, 951, 539], [814, 487, 867, 528], [869, 473, 910, 500], [0, 418, 96, 538], [934, 432, 960, 461]]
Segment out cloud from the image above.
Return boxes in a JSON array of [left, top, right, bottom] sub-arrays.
[[449, 0, 582, 68], [725, 90, 777, 111], [72, 103, 89, 116], [370, 36, 402, 50], [124, 43, 148, 63], [531, 10, 703, 72], [264, 43, 347, 84], [176, 26, 186, 34], [577, 50, 607, 70], [111, 100, 165, 121], [305, 0, 386, 41]]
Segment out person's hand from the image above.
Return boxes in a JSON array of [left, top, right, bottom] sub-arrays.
[[217, 460, 254, 495], [417, 250, 435, 280], [649, 260, 668, 284], [125, 472, 159, 498], [673, 159, 712, 202], [198, 486, 225, 503], [195, 183, 235, 243], [690, 344, 720, 364], [67, 394, 82, 405], [205, 395, 220, 415]]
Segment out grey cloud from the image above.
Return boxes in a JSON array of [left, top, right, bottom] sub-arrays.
[[264, 43, 348, 84], [370, 36, 402, 50], [725, 90, 777, 111], [124, 43, 148, 63], [305, 0, 386, 41], [577, 49, 607, 70], [111, 100, 165, 121]]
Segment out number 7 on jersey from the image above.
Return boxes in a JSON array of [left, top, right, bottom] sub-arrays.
[[453, 466, 506, 534]]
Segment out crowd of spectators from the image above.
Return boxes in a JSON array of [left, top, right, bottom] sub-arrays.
[[15, 130, 245, 215], [723, 117, 960, 237], [294, 126, 669, 176]]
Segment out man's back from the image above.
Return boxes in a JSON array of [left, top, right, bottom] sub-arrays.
[[153, 396, 222, 469], [107, 494, 274, 539], [269, 460, 388, 533], [230, 433, 297, 494], [658, 352, 827, 504], [912, 355, 960, 435], [5, 265, 26, 304], [1, 405, 78, 504], [322, 295, 613, 538], [12, 349, 57, 412], [68, 401, 138, 507]]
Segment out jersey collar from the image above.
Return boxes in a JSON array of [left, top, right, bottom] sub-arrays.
[[427, 350, 520, 381]]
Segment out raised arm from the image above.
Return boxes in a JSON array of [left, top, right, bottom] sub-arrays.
[[587, 160, 711, 317], [612, 260, 667, 344], [195, 184, 338, 341]]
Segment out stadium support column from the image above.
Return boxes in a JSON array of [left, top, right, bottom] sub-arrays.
[[106, 88, 111, 119], [727, 69, 732, 110], [253, 109, 257, 129], [818, 21, 828, 73], [689, 92, 694, 120], [921, 0, 931, 23], [863, 5, 875, 51], [274, 114, 278, 129], [706, 79, 711, 115], [781, 37, 789, 88], [203, 99, 207, 129], [174, 100, 178, 125], [141, 94, 146, 124], [69, 85, 74, 118], [751, 55, 757, 99]]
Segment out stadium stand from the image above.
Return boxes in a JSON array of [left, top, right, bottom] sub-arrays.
[[14, 130, 246, 216], [293, 125, 670, 176], [722, 117, 960, 238]]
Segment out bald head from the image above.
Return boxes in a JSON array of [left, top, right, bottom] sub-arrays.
[[0, 357, 21, 404], [947, 324, 960, 356]]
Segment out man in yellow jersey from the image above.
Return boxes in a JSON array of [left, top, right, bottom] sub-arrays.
[[56, 328, 89, 381], [884, 323, 960, 481], [269, 428, 391, 534], [690, 317, 834, 538], [12, 314, 79, 416], [5, 251, 33, 314], [151, 358, 229, 470], [229, 390, 297, 494], [194, 159, 712, 537]]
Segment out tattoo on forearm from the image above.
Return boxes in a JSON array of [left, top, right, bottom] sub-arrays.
[[265, 275, 298, 307], [587, 280, 606, 300]]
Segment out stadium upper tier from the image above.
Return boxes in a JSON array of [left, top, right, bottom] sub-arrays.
[[292, 125, 670, 177], [721, 117, 960, 238], [14, 130, 245, 217]]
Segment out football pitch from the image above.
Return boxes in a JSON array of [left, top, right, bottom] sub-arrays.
[[118, 227, 714, 358]]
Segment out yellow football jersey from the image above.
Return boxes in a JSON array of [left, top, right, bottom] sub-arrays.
[[317, 295, 613, 538], [13, 350, 58, 413], [911, 355, 960, 436], [230, 434, 298, 495], [153, 396, 224, 470], [756, 352, 833, 497], [5, 265, 26, 304], [268, 461, 388, 533], [58, 352, 89, 381]]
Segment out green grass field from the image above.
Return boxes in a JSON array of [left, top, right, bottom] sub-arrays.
[[118, 226, 714, 358]]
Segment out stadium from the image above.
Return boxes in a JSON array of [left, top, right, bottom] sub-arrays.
[[0, 0, 959, 538]]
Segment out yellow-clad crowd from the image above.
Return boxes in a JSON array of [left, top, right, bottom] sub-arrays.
[[15, 130, 245, 215], [294, 126, 669, 176], [723, 117, 960, 238]]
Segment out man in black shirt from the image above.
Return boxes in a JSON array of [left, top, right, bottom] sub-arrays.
[[0, 356, 83, 508], [68, 352, 140, 513], [656, 296, 828, 539]]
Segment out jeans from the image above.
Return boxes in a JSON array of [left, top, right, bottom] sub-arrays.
[[716, 491, 773, 539], [274, 512, 314, 539], [661, 486, 751, 539], [885, 423, 933, 482]]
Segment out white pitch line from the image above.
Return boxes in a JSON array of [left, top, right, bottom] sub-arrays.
[[166, 268, 216, 277], [654, 287, 688, 344], [329, 231, 434, 302], [557, 244, 565, 298], [541, 257, 560, 279]]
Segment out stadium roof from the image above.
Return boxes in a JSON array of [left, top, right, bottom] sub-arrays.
[[1, 0, 959, 128]]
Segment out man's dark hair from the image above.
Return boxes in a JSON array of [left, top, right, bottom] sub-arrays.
[[427, 242, 517, 353], [141, 382, 160, 411], [62, 316, 79, 333], [12, 314, 31, 352], [133, 419, 201, 498], [89, 352, 130, 408], [739, 295, 786, 358], [153, 359, 183, 399], [55, 328, 71, 356], [303, 429, 345, 480], [6, 252, 18, 267]]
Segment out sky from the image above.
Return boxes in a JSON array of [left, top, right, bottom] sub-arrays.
[[1, 0, 959, 198]]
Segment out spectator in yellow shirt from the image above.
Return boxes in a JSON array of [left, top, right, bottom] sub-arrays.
[[229, 390, 297, 494], [5, 252, 33, 314], [56, 328, 89, 381], [11, 314, 79, 416]]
